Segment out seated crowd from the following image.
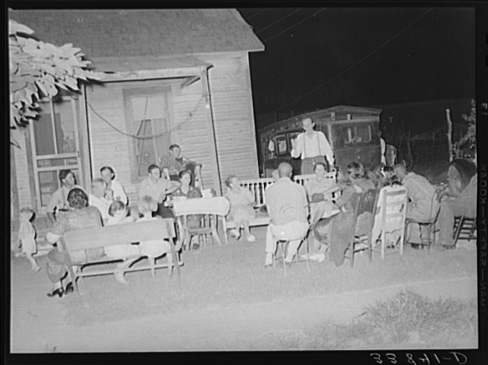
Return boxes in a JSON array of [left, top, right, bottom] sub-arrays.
[[27, 141, 476, 298]]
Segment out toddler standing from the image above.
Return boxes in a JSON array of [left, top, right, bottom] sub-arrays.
[[17, 208, 40, 273]]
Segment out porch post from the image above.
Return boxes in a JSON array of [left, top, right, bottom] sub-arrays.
[[80, 85, 93, 188], [200, 67, 222, 195]]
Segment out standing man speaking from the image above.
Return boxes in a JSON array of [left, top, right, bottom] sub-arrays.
[[291, 117, 334, 175]]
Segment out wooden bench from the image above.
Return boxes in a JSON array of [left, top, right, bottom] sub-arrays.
[[60, 218, 181, 293], [224, 173, 339, 240]]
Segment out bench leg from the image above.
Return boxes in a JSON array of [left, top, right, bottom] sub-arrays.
[[150, 258, 156, 278]]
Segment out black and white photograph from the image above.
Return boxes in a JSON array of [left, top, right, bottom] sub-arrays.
[[7, 3, 485, 356]]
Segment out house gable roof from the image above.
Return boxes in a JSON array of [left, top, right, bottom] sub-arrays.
[[9, 9, 265, 63]]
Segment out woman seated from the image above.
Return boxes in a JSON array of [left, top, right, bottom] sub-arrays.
[[313, 162, 376, 266], [45, 188, 104, 298], [305, 162, 340, 223], [304, 162, 340, 262], [172, 170, 202, 200], [437, 159, 477, 249], [100, 166, 128, 205], [171, 170, 203, 250], [224, 175, 256, 242]]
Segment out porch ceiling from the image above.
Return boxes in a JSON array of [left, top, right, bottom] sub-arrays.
[[93, 56, 212, 85]]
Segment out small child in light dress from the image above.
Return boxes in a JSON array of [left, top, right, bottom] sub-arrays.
[[137, 196, 174, 275], [17, 208, 40, 273], [224, 175, 256, 242], [104, 200, 138, 284], [105, 198, 174, 283]]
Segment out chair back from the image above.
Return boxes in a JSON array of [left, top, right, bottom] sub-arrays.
[[380, 186, 408, 231], [428, 187, 443, 223], [355, 188, 379, 236], [173, 197, 230, 217]]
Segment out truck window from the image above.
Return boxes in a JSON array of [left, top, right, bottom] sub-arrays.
[[344, 125, 371, 144], [276, 135, 287, 155]]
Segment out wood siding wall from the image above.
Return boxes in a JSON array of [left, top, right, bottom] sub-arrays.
[[86, 52, 259, 203], [201, 52, 260, 184]]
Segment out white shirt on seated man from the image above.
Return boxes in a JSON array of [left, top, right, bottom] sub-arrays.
[[264, 162, 309, 267], [88, 178, 112, 223]]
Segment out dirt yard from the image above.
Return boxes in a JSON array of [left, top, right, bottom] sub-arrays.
[[10, 225, 478, 352]]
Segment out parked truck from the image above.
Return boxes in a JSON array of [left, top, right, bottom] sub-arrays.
[[258, 105, 383, 177]]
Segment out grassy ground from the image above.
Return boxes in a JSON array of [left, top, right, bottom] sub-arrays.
[[58, 228, 477, 330], [269, 289, 477, 350]]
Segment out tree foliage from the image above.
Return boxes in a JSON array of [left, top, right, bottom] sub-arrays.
[[452, 99, 476, 162], [9, 20, 101, 143]]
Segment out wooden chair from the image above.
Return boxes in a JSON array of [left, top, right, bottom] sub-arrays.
[[454, 215, 477, 246], [346, 188, 380, 267], [272, 225, 311, 276], [173, 197, 230, 250], [404, 187, 442, 252], [371, 186, 408, 260]]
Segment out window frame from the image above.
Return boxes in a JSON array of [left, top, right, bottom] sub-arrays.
[[122, 86, 172, 183]]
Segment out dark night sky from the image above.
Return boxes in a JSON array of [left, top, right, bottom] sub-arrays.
[[237, 7, 475, 129]]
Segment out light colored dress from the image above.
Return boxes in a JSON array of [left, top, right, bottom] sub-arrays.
[[104, 216, 140, 259], [137, 216, 172, 258], [225, 188, 255, 227], [19, 221, 37, 255]]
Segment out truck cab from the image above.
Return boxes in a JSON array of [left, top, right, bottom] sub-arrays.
[[259, 105, 382, 177]]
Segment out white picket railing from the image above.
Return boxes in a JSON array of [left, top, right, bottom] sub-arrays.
[[240, 173, 337, 207]]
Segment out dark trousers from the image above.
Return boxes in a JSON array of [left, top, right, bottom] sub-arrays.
[[170, 161, 198, 187], [154, 203, 175, 219]]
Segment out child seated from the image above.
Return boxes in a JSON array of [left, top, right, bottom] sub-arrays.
[[16, 208, 40, 273], [137, 196, 174, 266], [104, 201, 139, 284], [105, 198, 174, 283]]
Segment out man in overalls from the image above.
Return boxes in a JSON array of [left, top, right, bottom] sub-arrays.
[[291, 117, 334, 175]]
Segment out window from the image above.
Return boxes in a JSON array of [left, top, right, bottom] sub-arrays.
[[265, 95, 274, 104], [344, 125, 371, 144], [123, 87, 171, 179], [276, 135, 288, 155]]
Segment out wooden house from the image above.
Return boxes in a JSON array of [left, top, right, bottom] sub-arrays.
[[9, 9, 264, 222]]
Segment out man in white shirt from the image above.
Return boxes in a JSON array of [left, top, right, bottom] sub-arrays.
[[264, 162, 309, 267], [291, 117, 334, 175], [46, 169, 83, 224], [88, 178, 112, 223]]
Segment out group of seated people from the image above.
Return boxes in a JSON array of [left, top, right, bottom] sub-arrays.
[[42, 145, 477, 297], [261, 158, 477, 268], [43, 145, 202, 297]]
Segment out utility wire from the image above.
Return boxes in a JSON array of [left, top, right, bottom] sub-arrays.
[[272, 8, 435, 113], [256, 8, 302, 34], [87, 97, 205, 139], [262, 8, 326, 43], [246, 8, 268, 20]]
